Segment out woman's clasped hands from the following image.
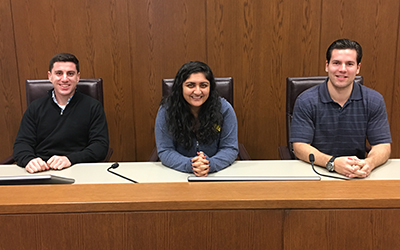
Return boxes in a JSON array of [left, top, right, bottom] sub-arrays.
[[191, 151, 210, 177]]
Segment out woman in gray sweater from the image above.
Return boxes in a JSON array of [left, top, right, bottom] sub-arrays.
[[155, 61, 238, 176]]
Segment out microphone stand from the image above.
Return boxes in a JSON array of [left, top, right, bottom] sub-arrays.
[[107, 163, 138, 183]]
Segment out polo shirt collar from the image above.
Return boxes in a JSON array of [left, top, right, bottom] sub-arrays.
[[319, 77, 362, 104]]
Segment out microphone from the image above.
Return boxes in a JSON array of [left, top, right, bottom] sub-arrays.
[[107, 162, 138, 183], [309, 154, 349, 180], [309, 154, 315, 163]]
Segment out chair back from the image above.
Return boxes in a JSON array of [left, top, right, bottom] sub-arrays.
[[25, 78, 103, 107], [285, 76, 363, 159], [162, 77, 233, 106]]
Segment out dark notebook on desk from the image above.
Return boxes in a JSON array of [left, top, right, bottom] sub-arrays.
[[188, 176, 321, 182], [0, 174, 75, 185]]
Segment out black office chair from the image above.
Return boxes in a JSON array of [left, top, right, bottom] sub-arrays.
[[278, 76, 364, 160], [0, 78, 113, 164], [148, 77, 251, 162]]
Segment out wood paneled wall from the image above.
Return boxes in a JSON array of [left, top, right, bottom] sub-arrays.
[[1, 0, 399, 162], [2, 209, 400, 249]]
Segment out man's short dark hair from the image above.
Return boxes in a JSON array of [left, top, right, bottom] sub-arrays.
[[49, 53, 80, 72], [326, 39, 363, 64]]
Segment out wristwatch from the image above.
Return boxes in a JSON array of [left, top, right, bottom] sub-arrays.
[[326, 156, 336, 172]]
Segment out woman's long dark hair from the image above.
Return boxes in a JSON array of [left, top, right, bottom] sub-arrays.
[[162, 61, 223, 149]]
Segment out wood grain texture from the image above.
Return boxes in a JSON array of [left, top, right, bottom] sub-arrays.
[[3, 209, 400, 249], [2, 180, 400, 214], [284, 209, 400, 250], [0, 210, 282, 250], [2, 181, 400, 249], [2, 209, 398, 250], [389, 2, 400, 157], [1, 0, 400, 162], [128, 0, 208, 161], [0, 0, 23, 160]]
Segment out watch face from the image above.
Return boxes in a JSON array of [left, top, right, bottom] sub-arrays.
[[326, 162, 334, 172]]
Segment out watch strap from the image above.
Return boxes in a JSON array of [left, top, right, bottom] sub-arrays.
[[326, 156, 336, 172]]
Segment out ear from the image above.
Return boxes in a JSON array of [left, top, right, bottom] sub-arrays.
[[325, 60, 329, 72], [48, 71, 51, 80], [77, 72, 80, 82], [356, 63, 361, 74]]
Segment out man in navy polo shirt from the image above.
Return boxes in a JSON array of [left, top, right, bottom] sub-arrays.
[[290, 39, 391, 178]]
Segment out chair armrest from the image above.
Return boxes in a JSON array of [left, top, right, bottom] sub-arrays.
[[238, 143, 251, 160], [101, 148, 114, 162], [278, 145, 293, 160], [0, 155, 15, 164], [148, 147, 159, 162]]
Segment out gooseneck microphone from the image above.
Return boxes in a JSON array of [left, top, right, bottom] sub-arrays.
[[309, 154, 349, 180], [107, 162, 138, 183]]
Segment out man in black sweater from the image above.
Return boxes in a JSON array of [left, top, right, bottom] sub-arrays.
[[13, 53, 109, 173]]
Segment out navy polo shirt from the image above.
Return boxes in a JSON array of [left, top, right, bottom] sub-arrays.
[[290, 79, 391, 159]]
